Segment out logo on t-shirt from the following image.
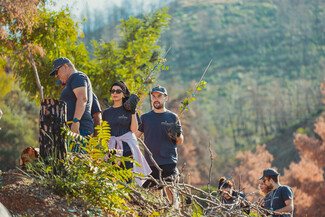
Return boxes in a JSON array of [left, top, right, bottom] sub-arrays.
[[118, 115, 128, 120]]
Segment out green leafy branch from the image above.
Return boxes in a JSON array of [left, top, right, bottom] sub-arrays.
[[136, 47, 171, 95], [155, 58, 170, 71], [177, 59, 212, 123], [180, 80, 207, 111]]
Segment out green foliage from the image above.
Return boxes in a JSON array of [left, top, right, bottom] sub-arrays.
[[296, 127, 312, 135], [195, 185, 220, 208], [88, 8, 171, 103], [2, 2, 89, 101], [26, 121, 135, 215], [180, 80, 207, 111], [0, 82, 39, 171], [0, 65, 14, 101], [154, 0, 325, 173], [163, 1, 325, 81]]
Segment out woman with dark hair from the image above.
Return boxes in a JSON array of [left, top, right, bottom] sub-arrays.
[[218, 177, 250, 214], [102, 81, 151, 185], [256, 178, 273, 208]]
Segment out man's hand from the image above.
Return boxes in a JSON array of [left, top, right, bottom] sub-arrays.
[[71, 122, 80, 134], [168, 123, 182, 139], [124, 94, 140, 114]]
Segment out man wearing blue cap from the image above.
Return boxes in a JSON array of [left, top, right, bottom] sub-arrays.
[[50, 57, 94, 152], [136, 85, 183, 203], [259, 168, 294, 216]]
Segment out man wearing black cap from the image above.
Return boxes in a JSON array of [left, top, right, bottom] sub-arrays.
[[259, 168, 294, 216], [50, 57, 94, 152], [135, 85, 183, 203]]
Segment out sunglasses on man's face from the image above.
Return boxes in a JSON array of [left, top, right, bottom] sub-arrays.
[[110, 89, 123, 94], [55, 64, 64, 76]]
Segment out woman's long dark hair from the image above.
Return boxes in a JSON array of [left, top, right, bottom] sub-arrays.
[[218, 177, 233, 189], [110, 81, 130, 103]]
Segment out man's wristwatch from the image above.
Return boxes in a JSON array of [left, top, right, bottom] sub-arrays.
[[73, 118, 80, 123]]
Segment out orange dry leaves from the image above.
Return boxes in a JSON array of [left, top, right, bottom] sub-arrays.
[[0, 0, 41, 39]]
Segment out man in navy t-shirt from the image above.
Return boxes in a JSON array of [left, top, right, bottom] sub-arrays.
[[56, 79, 101, 136], [50, 57, 94, 146], [136, 86, 184, 203], [259, 168, 294, 217]]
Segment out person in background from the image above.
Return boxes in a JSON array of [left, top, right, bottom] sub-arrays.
[[259, 178, 271, 196], [50, 57, 94, 153], [218, 177, 245, 204], [218, 177, 250, 214], [102, 81, 151, 185], [256, 177, 273, 207], [259, 168, 294, 217]]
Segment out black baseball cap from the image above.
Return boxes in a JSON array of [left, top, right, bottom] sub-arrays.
[[259, 168, 279, 180], [151, 86, 168, 96], [49, 57, 71, 76]]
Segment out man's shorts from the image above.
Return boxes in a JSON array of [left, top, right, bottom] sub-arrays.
[[142, 163, 178, 189]]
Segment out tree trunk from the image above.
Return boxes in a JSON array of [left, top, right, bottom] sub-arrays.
[[39, 98, 67, 160]]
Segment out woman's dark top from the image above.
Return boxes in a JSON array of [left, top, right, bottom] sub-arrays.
[[102, 106, 140, 152]]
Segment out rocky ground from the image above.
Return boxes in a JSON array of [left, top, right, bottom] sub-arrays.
[[0, 169, 87, 217]]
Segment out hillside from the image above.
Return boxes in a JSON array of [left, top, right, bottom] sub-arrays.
[[82, 0, 325, 184], [265, 108, 324, 172], [162, 0, 325, 180]]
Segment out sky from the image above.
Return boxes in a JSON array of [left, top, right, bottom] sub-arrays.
[[53, 0, 119, 19], [52, 0, 170, 21], [51, 0, 175, 33]]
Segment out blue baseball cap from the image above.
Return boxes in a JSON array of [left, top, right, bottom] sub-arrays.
[[259, 168, 279, 180], [151, 86, 168, 96], [49, 57, 71, 76]]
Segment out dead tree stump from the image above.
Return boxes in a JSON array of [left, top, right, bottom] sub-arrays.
[[39, 98, 67, 159]]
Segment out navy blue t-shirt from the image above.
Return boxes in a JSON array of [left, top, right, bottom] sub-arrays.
[[91, 93, 101, 115], [221, 190, 249, 214], [263, 185, 293, 217], [60, 72, 94, 133], [102, 106, 140, 152], [138, 110, 181, 166]]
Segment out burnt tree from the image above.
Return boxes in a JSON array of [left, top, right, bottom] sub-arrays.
[[39, 98, 67, 159]]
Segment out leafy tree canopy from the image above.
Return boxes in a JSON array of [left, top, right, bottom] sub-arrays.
[[88, 8, 171, 104]]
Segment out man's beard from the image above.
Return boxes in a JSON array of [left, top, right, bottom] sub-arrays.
[[153, 101, 164, 109], [265, 184, 274, 193]]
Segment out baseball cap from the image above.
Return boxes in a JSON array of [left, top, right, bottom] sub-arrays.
[[151, 86, 168, 96], [49, 57, 71, 76], [259, 168, 279, 180]]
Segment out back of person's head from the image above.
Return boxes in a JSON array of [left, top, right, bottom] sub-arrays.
[[218, 177, 233, 189], [110, 81, 131, 103]]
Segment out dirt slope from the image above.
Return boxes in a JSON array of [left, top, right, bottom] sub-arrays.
[[0, 169, 87, 217]]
